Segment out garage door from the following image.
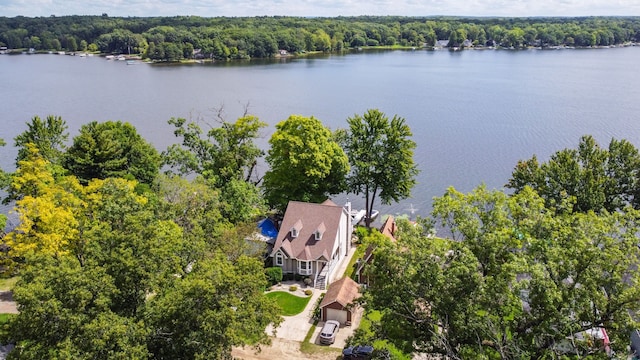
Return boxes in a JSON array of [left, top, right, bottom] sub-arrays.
[[326, 308, 347, 324]]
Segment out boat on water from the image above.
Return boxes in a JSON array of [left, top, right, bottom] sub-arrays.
[[105, 55, 115, 60], [126, 60, 138, 65], [350, 209, 379, 225], [350, 209, 366, 224]]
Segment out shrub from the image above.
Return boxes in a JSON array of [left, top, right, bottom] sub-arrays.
[[304, 289, 313, 296], [265, 267, 283, 285], [289, 285, 298, 292], [312, 293, 325, 320], [303, 277, 312, 286], [354, 226, 370, 244]]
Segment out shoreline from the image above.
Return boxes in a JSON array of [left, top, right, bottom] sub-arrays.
[[1, 42, 637, 62]]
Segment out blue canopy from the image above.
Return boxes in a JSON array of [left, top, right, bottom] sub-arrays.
[[257, 218, 278, 238]]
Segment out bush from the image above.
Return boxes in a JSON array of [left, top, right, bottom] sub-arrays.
[[289, 285, 298, 292], [354, 226, 371, 244], [265, 267, 283, 285], [312, 293, 325, 320], [304, 289, 313, 296]]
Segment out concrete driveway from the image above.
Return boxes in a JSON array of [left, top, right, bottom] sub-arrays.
[[266, 284, 322, 341], [266, 245, 359, 344], [310, 306, 363, 349]]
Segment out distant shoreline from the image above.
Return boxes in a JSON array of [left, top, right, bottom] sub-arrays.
[[1, 42, 637, 63]]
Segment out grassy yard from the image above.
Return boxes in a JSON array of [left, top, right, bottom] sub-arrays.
[[300, 318, 342, 356], [344, 244, 366, 280], [265, 291, 311, 316], [0, 313, 14, 324]]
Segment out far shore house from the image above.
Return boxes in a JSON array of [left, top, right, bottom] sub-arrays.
[[269, 200, 353, 290]]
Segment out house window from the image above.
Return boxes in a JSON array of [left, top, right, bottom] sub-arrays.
[[291, 219, 303, 238], [275, 253, 283, 266], [298, 260, 312, 275], [315, 222, 325, 240]]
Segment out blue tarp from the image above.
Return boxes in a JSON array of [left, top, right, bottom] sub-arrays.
[[257, 218, 278, 238]]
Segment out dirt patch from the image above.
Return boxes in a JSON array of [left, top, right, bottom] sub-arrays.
[[0, 292, 17, 314], [232, 338, 339, 360]]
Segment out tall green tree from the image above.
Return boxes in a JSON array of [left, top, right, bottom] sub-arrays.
[[163, 114, 266, 186], [146, 253, 282, 359], [4, 166, 280, 359], [341, 109, 418, 227], [14, 115, 69, 166], [507, 135, 640, 213], [64, 121, 161, 185], [163, 114, 268, 223], [262, 114, 349, 212], [3, 255, 150, 360]]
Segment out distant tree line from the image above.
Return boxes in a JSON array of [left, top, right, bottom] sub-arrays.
[[0, 15, 639, 61]]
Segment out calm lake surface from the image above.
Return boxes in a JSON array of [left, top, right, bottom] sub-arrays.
[[1, 48, 640, 223]]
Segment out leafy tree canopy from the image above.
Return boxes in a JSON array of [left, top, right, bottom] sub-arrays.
[[507, 135, 640, 213], [64, 120, 161, 186], [163, 113, 266, 186], [14, 114, 68, 167], [162, 113, 268, 223], [262, 114, 349, 212], [3, 155, 279, 358], [365, 185, 640, 359], [341, 109, 418, 227]]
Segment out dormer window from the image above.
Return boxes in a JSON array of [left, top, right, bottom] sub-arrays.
[[291, 219, 303, 238], [315, 222, 326, 240]]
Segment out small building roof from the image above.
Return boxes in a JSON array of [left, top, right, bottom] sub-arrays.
[[320, 276, 361, 308], [379, 215, 397, 242]]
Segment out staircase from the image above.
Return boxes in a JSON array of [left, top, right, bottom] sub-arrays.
[[315, 274, 327, 290]]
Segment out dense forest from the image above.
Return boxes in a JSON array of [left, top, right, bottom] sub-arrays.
[[1, 15, 639, 61]]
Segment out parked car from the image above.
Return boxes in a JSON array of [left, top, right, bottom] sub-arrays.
[[342, 345, 374, 359], [319, 320, 340, 345]]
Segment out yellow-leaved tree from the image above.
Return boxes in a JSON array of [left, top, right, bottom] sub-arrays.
[[7, 144, 84, 260]]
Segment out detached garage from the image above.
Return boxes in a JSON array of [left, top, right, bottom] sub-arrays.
[[320, 277, 361, 325]]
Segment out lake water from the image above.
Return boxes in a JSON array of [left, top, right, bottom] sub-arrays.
[[1, 48, 640, 222]]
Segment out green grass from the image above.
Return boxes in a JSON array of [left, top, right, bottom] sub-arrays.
[[300, 318, 342, 357], [0, 313, 14, 324], [0, 277, 19, 292], [265, 291, 311, 316], [344, 244, 366, 280]]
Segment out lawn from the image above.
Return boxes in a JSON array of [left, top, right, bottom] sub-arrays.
[[265, 291, 311, 316], [345, 244, 366, 280]]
